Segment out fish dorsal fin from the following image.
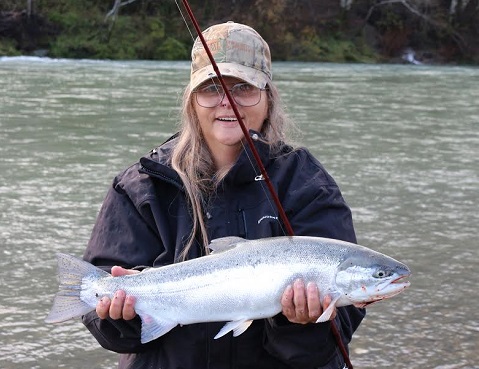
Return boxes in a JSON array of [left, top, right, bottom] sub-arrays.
[[208, 237, 246, 253], [214, 319, 254, 339]]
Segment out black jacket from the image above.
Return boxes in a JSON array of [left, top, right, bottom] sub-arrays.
[[82, 133, 365, 369]]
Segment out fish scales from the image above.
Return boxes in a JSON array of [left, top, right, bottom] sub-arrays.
[[46, 236, 411, 343]]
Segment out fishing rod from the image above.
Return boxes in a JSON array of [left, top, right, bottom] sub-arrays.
[[179, 0, 294, 238], [178, 1, 353, 368]]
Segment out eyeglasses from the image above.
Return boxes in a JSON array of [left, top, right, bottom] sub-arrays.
[[193, 82, 266, 108]]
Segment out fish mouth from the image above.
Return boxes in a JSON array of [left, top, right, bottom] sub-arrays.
[[391, 274, 411, 287], [374, 274, 411, 300], [390, 273, 411, 289], [379, 273, 411, 295], [352, 274, 411, 308]]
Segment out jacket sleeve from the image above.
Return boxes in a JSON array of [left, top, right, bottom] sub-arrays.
[[81, 174, 165, 353], [263, 150, 365, 368]]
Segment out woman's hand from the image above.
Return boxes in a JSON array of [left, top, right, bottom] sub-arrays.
[[96, 266, 139, 321], [281, 279, 336, 324]]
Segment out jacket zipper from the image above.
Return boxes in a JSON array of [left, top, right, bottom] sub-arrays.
[[238, 208, 248, 238]]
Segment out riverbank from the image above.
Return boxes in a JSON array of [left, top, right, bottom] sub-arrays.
[[0, 1, 478, 64]]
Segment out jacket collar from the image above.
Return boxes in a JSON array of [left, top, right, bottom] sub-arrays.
[[223, 130, 273, 186], [138, 135, 183, 189], [138, 131, 276, 188]]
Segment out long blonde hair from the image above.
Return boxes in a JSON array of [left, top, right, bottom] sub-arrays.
[[170, 81, 294, 259]]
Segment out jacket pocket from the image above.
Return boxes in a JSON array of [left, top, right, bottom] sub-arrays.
[[237, 197, 283, 239]]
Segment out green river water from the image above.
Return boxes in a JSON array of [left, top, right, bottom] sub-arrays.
[[1, 57, 478, 368]]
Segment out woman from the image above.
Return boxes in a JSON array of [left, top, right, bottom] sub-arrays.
[[82, 21, 365, 369]]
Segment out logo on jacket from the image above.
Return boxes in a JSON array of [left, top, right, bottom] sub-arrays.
[[257, 215, 278, 224]]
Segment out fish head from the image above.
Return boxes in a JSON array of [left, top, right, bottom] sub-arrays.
[[335, 251, 411, 308]]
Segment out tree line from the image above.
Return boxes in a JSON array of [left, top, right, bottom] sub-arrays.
[[0, 0, 477, 63]]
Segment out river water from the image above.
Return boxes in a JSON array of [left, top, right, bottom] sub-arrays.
[[0, 58, 478, 369]]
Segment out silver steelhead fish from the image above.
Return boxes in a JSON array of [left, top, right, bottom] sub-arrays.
[[45, 236, 411, 343]]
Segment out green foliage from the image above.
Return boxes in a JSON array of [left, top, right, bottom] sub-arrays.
[[0, 38, 21, 56], [376, 8, 405, 32], [1, 0, 476, 63], [30, 0, 191, 60], [125, 16, 188, 60], [47, 12, 189, 60], [155, 37, 189, 60], [289, 26, 377, 63]]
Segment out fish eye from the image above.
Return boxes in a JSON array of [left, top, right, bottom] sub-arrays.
[[373, 269, 392, 278]]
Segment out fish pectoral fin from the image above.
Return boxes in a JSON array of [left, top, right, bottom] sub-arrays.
[[316, 293, 341, 323], [139, 313, 177, 344], [214, 319, 254, 339]]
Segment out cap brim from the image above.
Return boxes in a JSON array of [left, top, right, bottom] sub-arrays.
[[191, 63, 270, 91]]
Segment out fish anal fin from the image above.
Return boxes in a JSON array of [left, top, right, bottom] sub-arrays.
[[139, 313, 177, 344], [208, 237, 246, 253], [214, 319, 253, 339], [316, 293, 341, 323]]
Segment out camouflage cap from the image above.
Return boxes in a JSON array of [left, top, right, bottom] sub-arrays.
[[190, 21, 272, 91]]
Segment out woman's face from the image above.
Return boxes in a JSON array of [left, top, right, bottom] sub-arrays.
[[193, 77, 268, 157]]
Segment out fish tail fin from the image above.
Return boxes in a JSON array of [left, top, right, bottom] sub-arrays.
[[45, 253, 109, 323]]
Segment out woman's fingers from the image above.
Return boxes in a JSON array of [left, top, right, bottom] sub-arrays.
[[322, 294, 337, 320], [292, 279, 309, 322], [95, 266, 140, 320], [281, 279, 336, 324], [281, 284, 295, 319], [96, 291, 137, 320], [96, 296, 111, 319], [122, 295, 137, 320], [111, 266, 140, 277], [109, 290, 127, 319], [306, 282, 321, 321]]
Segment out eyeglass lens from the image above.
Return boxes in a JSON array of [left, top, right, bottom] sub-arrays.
[[195, 83, 262, 108]]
